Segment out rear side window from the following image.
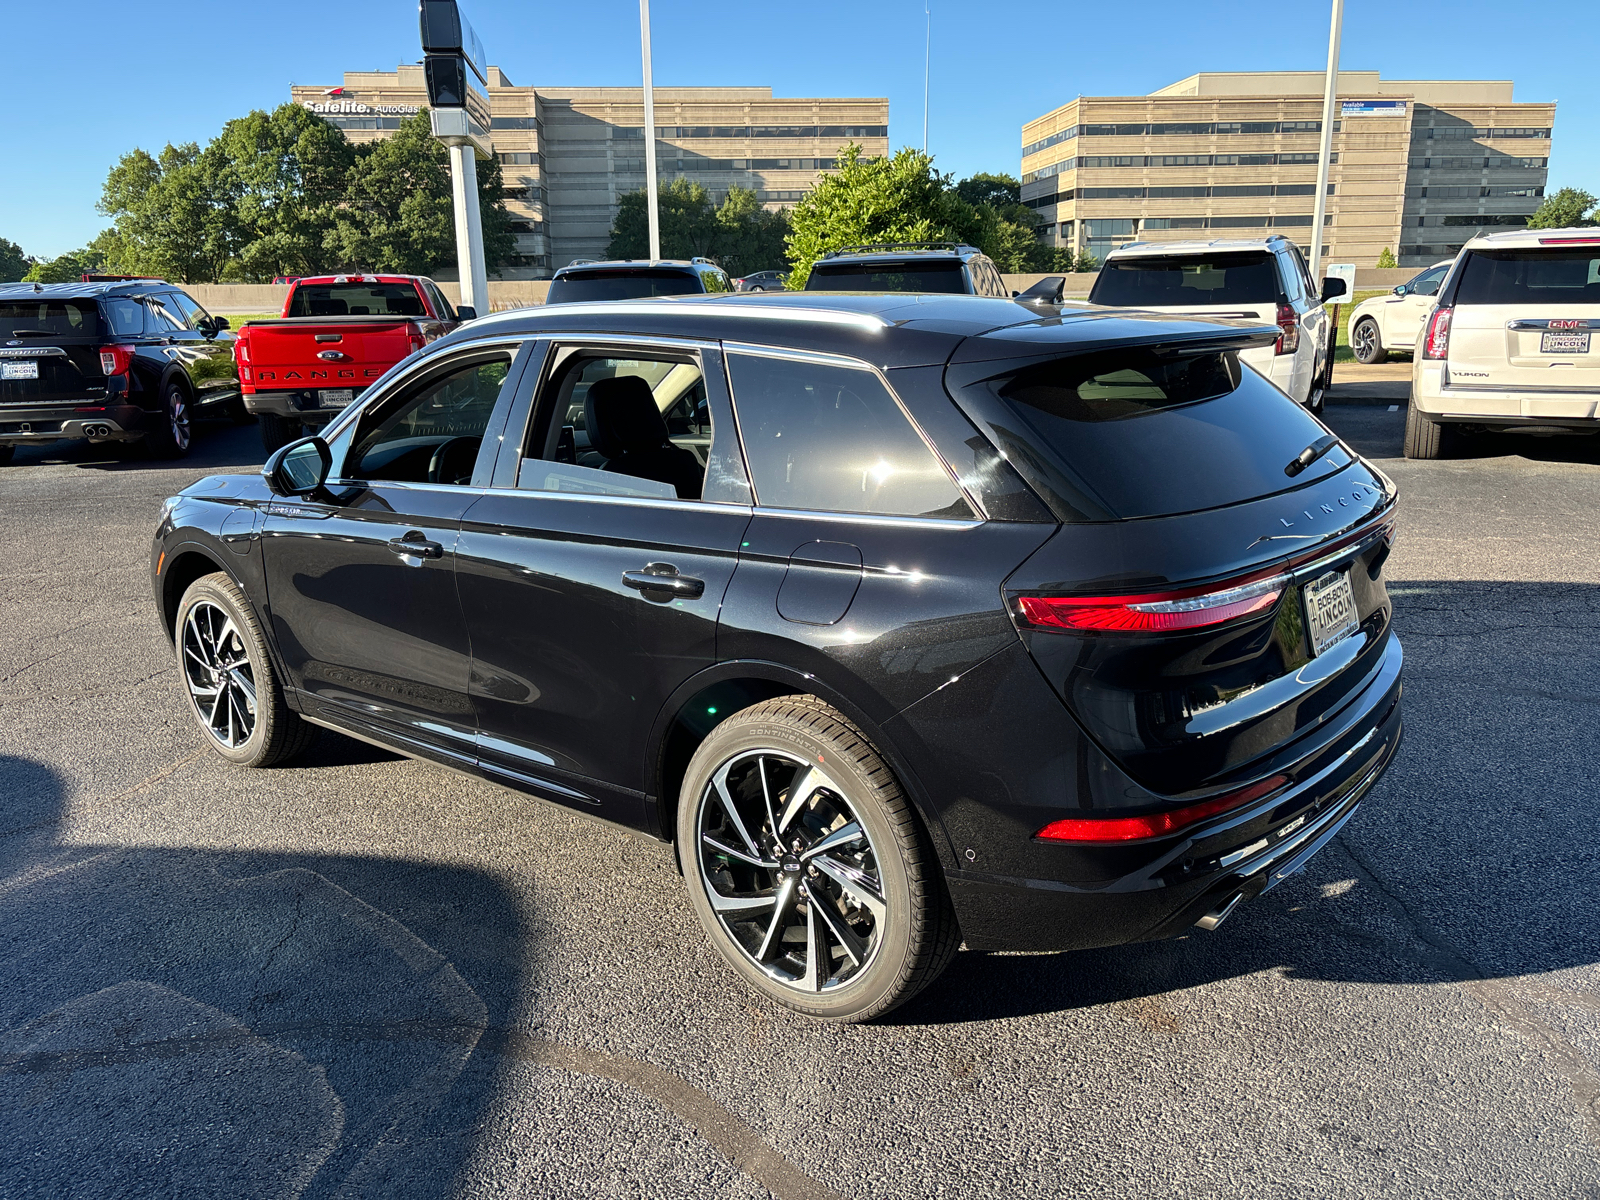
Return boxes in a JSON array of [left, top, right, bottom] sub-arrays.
[[726, 351, 972, 519], [1090, 252, 1280, 306], [547, 270, 702, 302], [0, 300, 100, 339], [1454, 249, 1600, 305], [947, 348, 1351, 521], [287, 284, 427, 317], [805, 261, 967, 294], [102, 299, 145, 337]]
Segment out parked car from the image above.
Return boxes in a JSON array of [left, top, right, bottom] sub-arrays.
[[735, 270, 787, 292], [0, 279, 239, 462], [546, 258, 732, 303], [151, 291, 1402, 1021], [802, 242, 1013, 297], [234, 273, 465, 452], [1348, 260, 1452, 363], [1087, 236, 1346, 412], [1407, 227, 1600, 459]]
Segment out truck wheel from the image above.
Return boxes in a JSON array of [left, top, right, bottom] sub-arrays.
[[260, 413, 301, 454], [175, 572, 318, 767], [0, 445, 14, 467], [678, 695, 959, 1022], [1403, 401, 1458, 459], [145, 381, 193, 458], [1351, 319, 1387, 364]]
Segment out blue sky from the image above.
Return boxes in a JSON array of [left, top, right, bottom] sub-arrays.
[[2, 0, 1591, 258]]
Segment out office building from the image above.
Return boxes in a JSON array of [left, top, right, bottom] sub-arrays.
[[1020, 72, 1555, 268], [293, 67, 889, 276]]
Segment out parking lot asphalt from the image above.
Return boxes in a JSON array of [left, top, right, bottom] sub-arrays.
[[2, 413, 1598, 1200]]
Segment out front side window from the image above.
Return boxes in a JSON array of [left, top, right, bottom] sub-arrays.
[[726, 351, 971, 519], [1409, 266, 1448, 297], [168, 291, 214, 330], [143, 295, 186, 334], [348, 352, 513, 485]]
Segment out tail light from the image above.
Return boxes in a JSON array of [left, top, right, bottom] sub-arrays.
[[233, 338, 250, 364], [1036, 774, 1290, 843], [1013, 569, 1289, 634], [1421, 306, 1452, 360], [1274, 302, 1299, 355], [97, 345, 135, 376], [408, 332, 427, 353]]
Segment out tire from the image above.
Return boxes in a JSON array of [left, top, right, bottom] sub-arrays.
[[145, 380, 194, 458], [678, 695, 959, 1022], [259, 413, 301, 454], [0, 445, 14, 467], [1351, 318, 1387, 365], [174, 571, 318, 767], [1403, 400, 1457, 459], [1306, 383, 1326, 416]]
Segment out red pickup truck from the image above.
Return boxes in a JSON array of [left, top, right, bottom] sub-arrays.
[[234, 274, 468, 451]]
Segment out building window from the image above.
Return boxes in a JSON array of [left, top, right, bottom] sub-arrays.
[[1022, 126, 1079, 156], [498, 152, 539, 165], [490, 116, 538, 130]]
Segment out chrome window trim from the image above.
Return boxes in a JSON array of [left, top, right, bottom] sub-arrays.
[[468, 486, 751, 517], [323, 479, 491, 498], [750, 505, 982, 531]]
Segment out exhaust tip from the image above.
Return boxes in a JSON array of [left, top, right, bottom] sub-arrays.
[[1194, 891, 1245, 931]]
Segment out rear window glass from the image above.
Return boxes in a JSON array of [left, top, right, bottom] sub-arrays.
[[1455, 249, 1600, 305], [1089, 253, 1280, 307], [547, 270, 702, 303], [286, 284, 426, 317], [947, 348, 1351, 521], [806, 261, 967, 293], [0, 300, 100, 339]]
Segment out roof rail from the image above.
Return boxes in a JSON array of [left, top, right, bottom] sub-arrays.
[[820, 242, 975, 259], [690, 256, 717, 265]]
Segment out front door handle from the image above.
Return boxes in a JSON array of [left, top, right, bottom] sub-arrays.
[[622, 563, 705, 598], [388, 532, 444, 559]]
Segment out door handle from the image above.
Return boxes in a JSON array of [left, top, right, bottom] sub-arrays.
[[388, 532, 444, 559], [623, 563, 705, 598]]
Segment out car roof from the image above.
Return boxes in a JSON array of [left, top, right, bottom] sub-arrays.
[[0, 280, 168, 299], [815, 243, 986, 266], [553, 259, 714, 277], [1461, 226, 1600, 251], [1103, 237, 1289, 260], [451, 290, 1278, 370]]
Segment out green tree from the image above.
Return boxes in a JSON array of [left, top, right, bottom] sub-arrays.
[[954, 172, 1022, 209], [1375, 247, 1398, 268], [606, 179, 790, 274], [0, 237, 29, 282], [96, 142, 241, 282], [1526, 187, 1598, 229]]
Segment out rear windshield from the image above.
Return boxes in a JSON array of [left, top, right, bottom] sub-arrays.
[[286, 284, 427, 317], [1454, 248, 1600, 305], [947, 347, 1352, 521], [0, 299, 100, 339], [547, 270, 702, 303], [806, 261, 967, 293], [1089, 252, 1280, 307]]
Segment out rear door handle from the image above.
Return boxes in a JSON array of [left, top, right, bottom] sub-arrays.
[[388, 533, 444, 559], [623, 563, 705, 598]]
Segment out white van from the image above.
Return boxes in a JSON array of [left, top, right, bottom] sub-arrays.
[[1407, 228, 1600, 458]]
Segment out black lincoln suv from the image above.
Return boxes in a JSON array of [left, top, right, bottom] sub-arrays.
[[545, 257, 732, 303], [151, 291, 1402, 1021], [0, 280, 240, 462]]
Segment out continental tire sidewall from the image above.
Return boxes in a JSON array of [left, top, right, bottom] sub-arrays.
[[678, 707, 919, 1021], [175, 573, 279, 767]]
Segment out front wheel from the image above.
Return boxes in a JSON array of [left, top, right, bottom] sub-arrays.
[[175, 572, 317, 767], [678, 696, 959, 1022], [1351, 318, 1387, 365]]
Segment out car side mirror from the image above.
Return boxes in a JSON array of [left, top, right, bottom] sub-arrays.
[[1016, 276, 1066, 305], [1320, 277, 1348, 303], [455, 305, 477, 321], [212, 316, 230, 331], [1392, 285, 1407, 297], [262, 435, 332, 497]]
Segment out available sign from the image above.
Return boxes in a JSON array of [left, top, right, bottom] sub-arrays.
[[1341, 100, 1408, 118], [301, 100, 421, 116]]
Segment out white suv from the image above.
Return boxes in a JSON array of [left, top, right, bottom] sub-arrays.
[[1087, 236, 1345, 411], [1407, 227, 1600, 458], [1348, 260, 1452, 363]]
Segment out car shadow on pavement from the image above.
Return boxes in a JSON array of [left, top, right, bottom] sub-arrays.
[[0, 753, 528, 1198], [892, 577, 1600, 1026], [10, 418, 265, 474], [1327, 406, 1600, 466]]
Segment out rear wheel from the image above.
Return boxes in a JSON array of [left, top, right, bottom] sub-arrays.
[[175, 572, 317, 767], [1351, 318, 1387, 364], [260, 413, 301, 454], [1403, 400, 1458, 459], [145, 381, 193, 458], [678, 695, 959, 1022]]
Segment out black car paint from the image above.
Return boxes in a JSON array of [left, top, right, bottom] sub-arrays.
[[152, 292, 1403, 952]]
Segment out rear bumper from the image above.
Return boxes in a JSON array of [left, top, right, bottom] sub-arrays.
[[947, 633, 1404, 952], [1413, 363, 1600, 426], [0, 403, 151, 443], [243, 389, 363, 423]]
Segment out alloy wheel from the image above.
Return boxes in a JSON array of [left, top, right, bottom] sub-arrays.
[[1352, 321, 1377, 362], [181, 600, 257, 748], [695, 749, 886, 993], [168, 387, 192, 453]]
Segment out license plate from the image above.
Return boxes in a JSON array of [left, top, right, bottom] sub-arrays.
[[1540, 331, 1590, 354], [1304, 570, 1358, 656], [1, 361, 39, 380], [317, 388, 355, 406]]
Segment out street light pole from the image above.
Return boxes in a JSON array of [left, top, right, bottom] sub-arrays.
[[640, 0, 661, 262], [922, 2, 930, 153], [1310, 0, 1345, 279]]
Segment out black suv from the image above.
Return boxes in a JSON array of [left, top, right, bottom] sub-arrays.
[[151, 292, 1403, 1021], [545, 257, 732, 304], [0, 280, 239, 462]]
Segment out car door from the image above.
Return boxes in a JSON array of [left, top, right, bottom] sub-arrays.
[[259, 338, 534, 766], [166, 289, 239, 408], [1385, 264, 1448, 349], [454, 335, 753, 829]]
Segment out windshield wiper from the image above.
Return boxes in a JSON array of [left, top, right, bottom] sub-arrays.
[[5, 329, 63, 337], [1284, 433, 1343, 477]]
